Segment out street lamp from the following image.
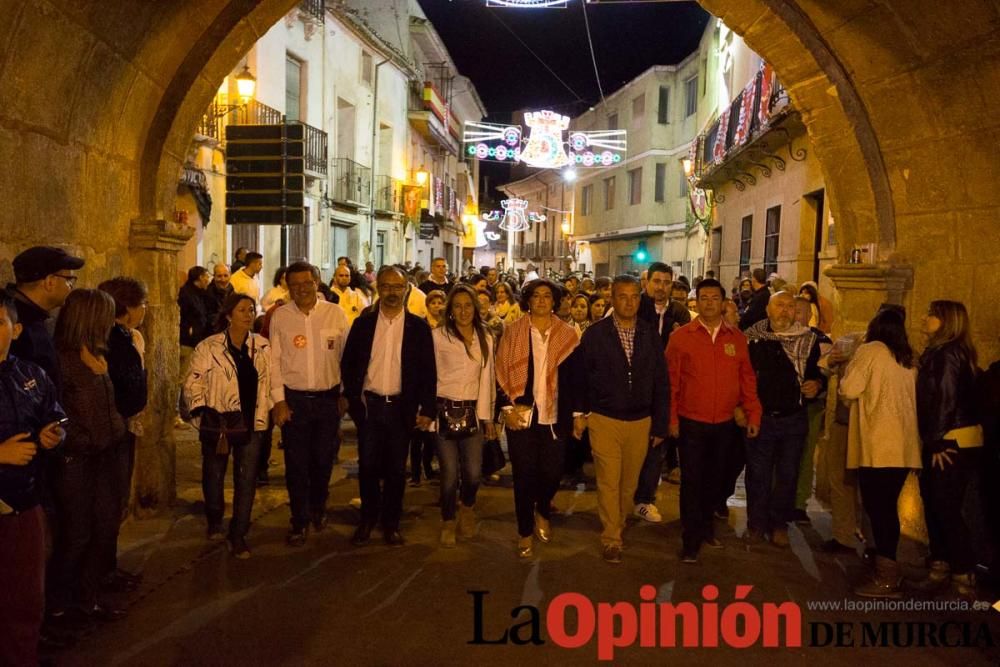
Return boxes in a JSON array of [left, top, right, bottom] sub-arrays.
[[561, 220, 571, 235], [415, 166, 429, 186], [562, 167, 577, 182], [682, 158, 693, 177], [235, 64, 257, 101]]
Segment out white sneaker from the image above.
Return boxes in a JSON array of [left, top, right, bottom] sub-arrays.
[[634, 503, 662, 523]]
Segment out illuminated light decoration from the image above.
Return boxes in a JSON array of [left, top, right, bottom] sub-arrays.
[[520, 110, 571, 168], [462, 111, 626, 168], [485, 230, 502, 241], [486, 0, 568, 7], [482, 198, 546, 233]]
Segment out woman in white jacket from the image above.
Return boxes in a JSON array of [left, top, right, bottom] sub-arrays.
[[839, 307, 920, 598], [432, 284, 496, 548], [183, 292, 272, 559]]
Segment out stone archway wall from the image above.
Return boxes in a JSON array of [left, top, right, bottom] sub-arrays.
[[1, 0, 998, 510], [700, 0, 1000, 361]]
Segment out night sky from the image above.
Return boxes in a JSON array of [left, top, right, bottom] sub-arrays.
[[417, 0, 711, 120]]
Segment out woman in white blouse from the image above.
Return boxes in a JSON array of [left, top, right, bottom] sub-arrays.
[[432, 284, 496, 547], [839, 307, 920, 598]]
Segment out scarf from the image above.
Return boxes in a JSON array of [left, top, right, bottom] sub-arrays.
[[496, 316, 578, 404], [745, 319, 817, 382]]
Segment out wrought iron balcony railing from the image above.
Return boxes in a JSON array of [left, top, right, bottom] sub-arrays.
[[302, 122, 328, 176], [331, 158, 371, 206], [299, 0, 325, 23], [198, 99, 283, 142], [374, 175, 402, 213]]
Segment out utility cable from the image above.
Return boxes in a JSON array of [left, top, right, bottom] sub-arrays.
[[482, 6, 585, 103], [580, 0, 606, 106]]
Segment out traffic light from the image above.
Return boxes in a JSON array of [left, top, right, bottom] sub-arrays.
[[634, 241, 648, 263]]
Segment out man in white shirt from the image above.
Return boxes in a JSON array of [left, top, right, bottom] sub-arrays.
[[229, 251, 263, 305], [341, 266, 436, 547], [269, 261, 350, 546], [331, 265, 369, 325]]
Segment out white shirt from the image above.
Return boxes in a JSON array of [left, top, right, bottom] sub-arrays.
[[269, 299, 349, 403], [333, 286, 369, 325], [698, 318, 722, 343], [230, 268, 262, 305], [432, 327, 495, 421], [654, 302, 667, 335], [364, 308, 405, 395], [261, 285, 289, 311], [530, 324, 557, 425]]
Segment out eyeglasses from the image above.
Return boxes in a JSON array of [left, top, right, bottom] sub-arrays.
[[52, 273, 78, 286]]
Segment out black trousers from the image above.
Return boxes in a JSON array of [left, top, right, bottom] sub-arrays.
[[678, 418, 739, 552], [49, 448, 119, 610], [281, 390, 341, 531], [357, 397, 412, 532], [920, 445, 978, 573], [858, 467, 909, 560], [716, 423, 746, 511], [104, 432, 135, 575], [507, 423, 565, 538], [409, 429, 436, 481]]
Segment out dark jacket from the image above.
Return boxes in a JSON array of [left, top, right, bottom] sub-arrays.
[[5, 285, 59, 387], [59, 350, 126, 455], [637, 293, 691, 350], [0, 357, 65, 512], [739, 286, 771, 331], [917, 342, 979, 451], [746, 321, 826, 415], [204, 282, 234, 327], [106, 324, 147, 419], [574, 315, 670, 438], [341, 309, 436, 429], [178, 283, 213, 347]]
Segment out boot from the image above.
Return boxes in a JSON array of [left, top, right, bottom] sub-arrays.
[[457, 504, 478, 539], [952, 572, 977, 600], [855, 556, 903, 598], [927, 560, 951, 583], [440, 520, 457, 548]]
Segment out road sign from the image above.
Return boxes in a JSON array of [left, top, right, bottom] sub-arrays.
[[225, 122, 305, 225]]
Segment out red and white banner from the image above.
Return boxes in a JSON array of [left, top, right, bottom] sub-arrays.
[[733, 79, 756, 147], [712, 109, 730, 164], [758, 62, 774, 127]]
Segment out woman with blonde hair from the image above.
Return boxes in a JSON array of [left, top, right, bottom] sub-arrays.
[[916, 300, 982, 597], [493, 281, 522, 324], [50, 289, 128, 621]]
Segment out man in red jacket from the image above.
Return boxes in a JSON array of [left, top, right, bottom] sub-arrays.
[[666, 279, 762, 563]]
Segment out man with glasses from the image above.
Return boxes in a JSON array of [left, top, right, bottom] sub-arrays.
[[269, 262, 350, 546], [5, 246, 84, 386], [342, 266, 436, 547]]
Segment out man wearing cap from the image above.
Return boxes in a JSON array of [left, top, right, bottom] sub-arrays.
[[5, 246, 85, 386]]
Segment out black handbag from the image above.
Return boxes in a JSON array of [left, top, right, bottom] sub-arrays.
[[437, 400, 479, 439], [198, 409, 249, 455], [482, 438, 506, 476]]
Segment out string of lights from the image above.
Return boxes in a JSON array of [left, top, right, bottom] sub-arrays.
[[580, 0, 606, 107]]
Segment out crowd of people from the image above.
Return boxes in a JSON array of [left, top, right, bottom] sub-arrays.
[[2, 244, 1000, 665]]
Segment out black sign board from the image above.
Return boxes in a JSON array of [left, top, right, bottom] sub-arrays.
[[225, 123, 306, 225], [418, 209, 439, 240]]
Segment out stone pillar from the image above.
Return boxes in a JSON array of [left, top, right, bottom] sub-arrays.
[[822, 262, 927, 544], [128, 218, 193, 516]]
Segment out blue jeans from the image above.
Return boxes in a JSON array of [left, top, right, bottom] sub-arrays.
[[436, 432, 483, 520], [745, 411, 808, 534], [632, 441, 662, 505], [202, 432, 262, 539]]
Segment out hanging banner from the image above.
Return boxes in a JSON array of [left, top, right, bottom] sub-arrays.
[[712, 109, 730, 164], [757, 62, 774, 127], [402, 185, 421, 220], [732, 79, 757, 147]]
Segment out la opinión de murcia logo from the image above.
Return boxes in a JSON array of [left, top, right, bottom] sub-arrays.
[[469, 587, 997, 659]]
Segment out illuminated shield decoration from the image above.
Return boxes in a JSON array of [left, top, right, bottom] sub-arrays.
[[463, 110, 625, 169], [482, 199, 546, 233]]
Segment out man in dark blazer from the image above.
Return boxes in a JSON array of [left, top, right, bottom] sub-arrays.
[[342, 265, 436, 547], [633, 261, 689, 517], [738, 267, 771, 331]]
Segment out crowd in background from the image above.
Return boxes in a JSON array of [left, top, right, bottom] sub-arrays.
[[3, 243, 1000, 665]]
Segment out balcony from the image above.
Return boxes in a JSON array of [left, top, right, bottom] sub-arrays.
[[408, 81, 459, 156], [331, 158, 371, 208], [198, 99, 283, 143], [539, 239, 572, 259], [302, 123, 328, 177], [374, 175, 403, 215], [690, 66, 807, 195]]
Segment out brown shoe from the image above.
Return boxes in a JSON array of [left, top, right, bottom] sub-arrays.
[[855, 556, 903, 598], [770, 527, 790, 548], [602, 544, 623, 564], [517, 536, 534, 559], [534, 512, 551, 543]]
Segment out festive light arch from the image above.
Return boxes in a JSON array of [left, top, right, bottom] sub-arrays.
[[482, 198, 547, 233]]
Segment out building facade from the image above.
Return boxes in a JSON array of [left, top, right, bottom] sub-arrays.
[[499, 170, 575, 277], [176, 0, 483, 282], [691, 21, 834, 294]]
